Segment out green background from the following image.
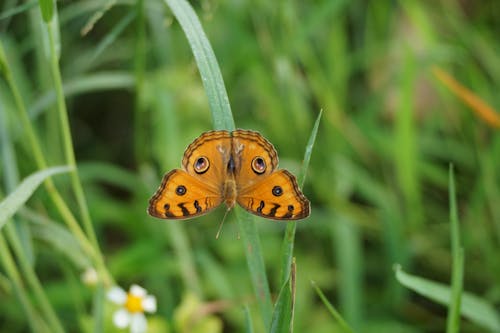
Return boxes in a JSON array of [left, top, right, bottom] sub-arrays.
[[0, 0, 499, 332]]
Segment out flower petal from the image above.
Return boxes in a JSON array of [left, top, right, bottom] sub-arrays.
[[129, 284, 147, 298], [113, 309, 130, 329], [107, 286, 127, 305], [142, 295, 157, 313], [130, 313, 147, 333]]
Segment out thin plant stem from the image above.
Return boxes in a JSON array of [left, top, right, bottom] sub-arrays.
[[0, 41, 112, 287], [235, 208, 273, 327], [4, 223, 65, 333], [279, 111, 321, 286], [0, 232, 46, 333], [446, 165, 464, 333], [163, 1, 270, 328], [166, 223, 202, 296], [312, 280, 355, 333], [46, 19, 98, 251], [134, 0, 147, 164]]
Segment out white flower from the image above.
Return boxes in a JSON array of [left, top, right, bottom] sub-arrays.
[[107, 284, 157, 333]]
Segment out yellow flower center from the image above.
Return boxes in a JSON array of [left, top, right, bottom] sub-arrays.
[[125, 293, 144, 313]]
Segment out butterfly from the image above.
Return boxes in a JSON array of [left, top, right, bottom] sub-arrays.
[[148, 129, 310, 220]]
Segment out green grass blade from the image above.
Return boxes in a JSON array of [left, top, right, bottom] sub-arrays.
[[88, 10, 136, 65], [79, 1, 118, 36], [0, 41, 6, 75], [29, 213, 91, 269], [0, 0, 37, 21], [270, 259, 296, 333], [134, 0, 147, 164], [395, 265, 500, 331], [0, 234, 46, 333], [1, 98, 65, 333], [299, 110, 322, 187], [164, 0, 272, 328], [2, 221, 66, 333], [446, 165, 464, 333], [311, 280, 355, 333], [334, 216, 362, 327], [92, 282, 104, 333], [395, 47, 422, 228], [0, 166, 72, 230], [243, 305, 254, 333], [279, 110, 322, 285], [0, 92, 33, 261], [30, 72, 135, 118], [38, 0, 54, 22], [163, 0, 234, 130], [1, 30, 112, 287], [167, 223, 202, 297], [45, 7, 97, 248], [235, 208, 273, 327]]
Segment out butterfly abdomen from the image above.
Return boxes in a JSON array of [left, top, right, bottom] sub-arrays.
[[222, 178, 237, 210]]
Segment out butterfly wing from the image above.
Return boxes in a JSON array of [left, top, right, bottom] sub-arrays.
[[148, 169, 223, 219], [182, 130, 232, 182], [232, 130, 309, 220], [148, 130, 233, 220], [237, 170, 310, 220], [148, 129, 310, 220], [232, 129, 278, 186]]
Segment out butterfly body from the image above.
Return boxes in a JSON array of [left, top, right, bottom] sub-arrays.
[[222, 178, 237, 210], [148, 129, 310, 220]]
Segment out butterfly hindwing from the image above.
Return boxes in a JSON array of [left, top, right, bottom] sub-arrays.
[[148, 169, 223, 219], [236, 170, 310, 220]]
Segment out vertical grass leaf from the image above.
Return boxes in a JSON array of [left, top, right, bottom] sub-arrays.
[[395, 47, 421, 227], [38, 0, 54, 22], [0, 41, 7, 77], [446, 165, 464, 333], [333, 217, 363, 327], [299, 110, 323, 187], [395, 265, 500, 332], [279, 110, 322, 286], [92, 283, 104, 333], [243, 305, 254, 333], [88, 11, 137, 65], [0, 235, 46, 333], [235, 208, 273, 328], [164, 0, 272, 329], [270, 259, 296, 333], [311, 281, 355, 333], [163, 0, 235, 130], [0, 166, 73, 230]]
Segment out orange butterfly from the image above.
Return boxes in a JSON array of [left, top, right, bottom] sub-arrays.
[[148, 129, 310, 220]]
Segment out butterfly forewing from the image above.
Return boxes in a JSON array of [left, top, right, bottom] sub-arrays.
[[182, 130, 232, 185], [232, 130, 281, 199]]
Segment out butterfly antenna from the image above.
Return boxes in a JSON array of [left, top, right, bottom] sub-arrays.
[[216, 208, 230, 239]]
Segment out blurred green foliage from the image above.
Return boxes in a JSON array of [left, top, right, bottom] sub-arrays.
[[0, 0, 499, 332]]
